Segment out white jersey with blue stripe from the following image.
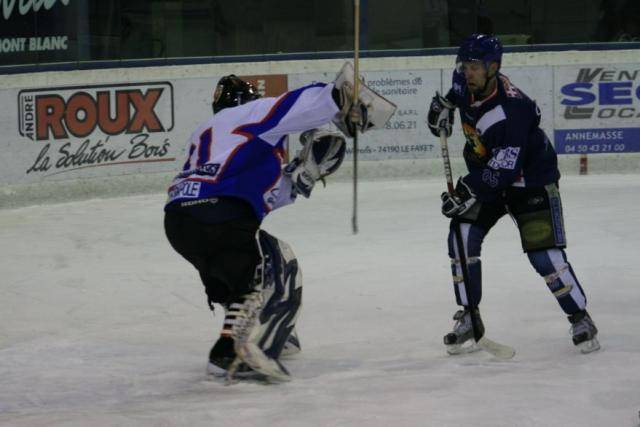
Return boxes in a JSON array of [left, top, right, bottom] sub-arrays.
[[166, 82, 339, 220]]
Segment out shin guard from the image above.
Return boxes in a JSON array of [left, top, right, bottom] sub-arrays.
[[527, 248, 586, 314], [448, 223, 485, 307]]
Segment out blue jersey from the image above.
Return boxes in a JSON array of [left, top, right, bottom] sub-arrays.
[[446, 72, 560, 202], [165, 82, 339, 219]]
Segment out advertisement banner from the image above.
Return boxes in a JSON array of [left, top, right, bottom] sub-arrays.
[[1, 82, 179, 185], [554, 64, 640, 154]]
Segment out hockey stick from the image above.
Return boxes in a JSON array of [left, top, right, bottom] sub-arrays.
[[439, 130, 515, 360], [351, 0, 360, 234]]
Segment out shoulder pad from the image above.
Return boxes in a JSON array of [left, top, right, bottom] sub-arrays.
[[499, 75, 523, 99]]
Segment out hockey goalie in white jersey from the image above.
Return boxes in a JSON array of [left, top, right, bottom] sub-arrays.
[[164, 65, 396, 381]]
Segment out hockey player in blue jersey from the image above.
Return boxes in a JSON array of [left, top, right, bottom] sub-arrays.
[[427, 34, 600, 355], [164, 67, 393, 381]]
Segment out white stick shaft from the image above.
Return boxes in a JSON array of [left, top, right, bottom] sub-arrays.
[[353, 0, 360, 102], [351, 0, 360, 234], [439, 131, 455, 193]]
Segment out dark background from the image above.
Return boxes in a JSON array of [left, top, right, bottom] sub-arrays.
[[1, 0, 639, 67]]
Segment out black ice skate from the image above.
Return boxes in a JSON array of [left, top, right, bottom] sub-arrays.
[[224, 292, 291, 382], [443, 308, 485, 355], [207, 330, 300, 377], [207, 336, 252, 377], [206, 305, 253, 378], [568, 310, 600, 354], [208, 335, 234, 370]]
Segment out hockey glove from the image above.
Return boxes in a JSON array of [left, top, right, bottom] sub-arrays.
[[441, 177, 477, 218], [332, 86, 369, 138], [427, 91, 455, 137], [331, 63, 375, 138], [284, 129, 346, 198]]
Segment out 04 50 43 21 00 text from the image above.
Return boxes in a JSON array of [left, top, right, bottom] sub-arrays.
[[563, 143, 626, 153]]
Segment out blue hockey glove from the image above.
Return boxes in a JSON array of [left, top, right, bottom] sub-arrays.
[[441, 177, 477, 218], [427, 91, 455, 137]]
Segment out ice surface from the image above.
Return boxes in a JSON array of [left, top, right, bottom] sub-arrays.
[[1, 175, 639, 427]]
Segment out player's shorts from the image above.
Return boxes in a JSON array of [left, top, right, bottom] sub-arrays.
[[164, 197, 261, 306], [458, 182, 567, 252]]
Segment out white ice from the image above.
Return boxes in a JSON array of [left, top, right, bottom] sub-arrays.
[[1, 175, 639, 427]]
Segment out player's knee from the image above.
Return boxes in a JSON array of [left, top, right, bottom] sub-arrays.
[[528, 249, 575, 295], [527, 248, 565, 276], [447, 223, 484, 259]]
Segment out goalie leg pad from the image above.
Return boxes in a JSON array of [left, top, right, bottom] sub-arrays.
[[224, 230, 302, 381], [215, 229, 303, 381], [281, 328, 301, 356], [257, 230, 303, 359], [528, 248, 587, 314]]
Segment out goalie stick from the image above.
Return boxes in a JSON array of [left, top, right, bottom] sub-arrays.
[[351, 0, 361, 234], [439, 129, 515, 360]]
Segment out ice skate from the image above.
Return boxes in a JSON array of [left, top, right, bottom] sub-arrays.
[[207, 336, 255, 378], [569, 310, 600, 354], [207, 335, 236, 377], [225, 292, 291, 382], [443, 308, 484, 355], [206, 306, 253, 378], [207, 327, 300, 378]]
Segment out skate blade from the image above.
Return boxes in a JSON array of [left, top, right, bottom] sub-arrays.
[[206, 366, 273, 385], [235, 343, 291, 382], [206, 362, 227, 378], [207, 360, 262, 383], [446, 341, 481, 355], [577, 337, 600, 354]]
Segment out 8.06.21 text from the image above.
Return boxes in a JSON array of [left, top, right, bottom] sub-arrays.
[[384, 120, 417, 130]]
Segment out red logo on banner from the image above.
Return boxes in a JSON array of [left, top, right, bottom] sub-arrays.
[[18, 82, 174, 141]]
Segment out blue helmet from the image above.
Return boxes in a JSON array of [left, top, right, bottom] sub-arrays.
[[456, 33, 503, 69]]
